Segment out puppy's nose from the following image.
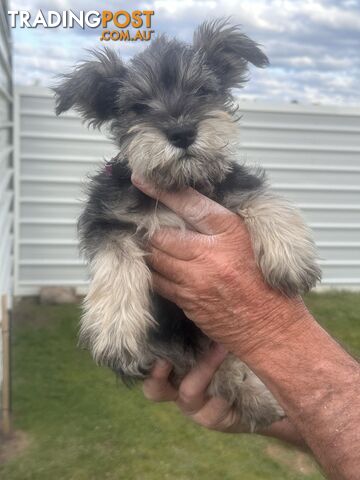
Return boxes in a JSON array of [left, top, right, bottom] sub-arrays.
[[167, 126, 197, 149]]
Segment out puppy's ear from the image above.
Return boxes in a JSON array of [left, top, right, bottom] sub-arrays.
[[193, 19, 269, 89], [53, 48, 127, 127]]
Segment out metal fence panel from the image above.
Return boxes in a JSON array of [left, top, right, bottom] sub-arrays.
[[0, 0, 13, 402], [15, 87, 360, 295], [15, 86, 117, 295]]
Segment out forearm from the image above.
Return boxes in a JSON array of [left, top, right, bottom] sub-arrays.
[[235, 304, 360, 480]]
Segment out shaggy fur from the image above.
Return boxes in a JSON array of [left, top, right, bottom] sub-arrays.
[[54, 19, 321, 431]]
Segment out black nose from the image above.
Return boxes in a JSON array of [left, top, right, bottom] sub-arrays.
[[167, 126, 197, 149]]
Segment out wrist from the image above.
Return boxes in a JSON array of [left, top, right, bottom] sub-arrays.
[[220, 291, 313, 360]]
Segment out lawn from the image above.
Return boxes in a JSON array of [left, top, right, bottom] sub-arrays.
[[1, 291, 359, 480]]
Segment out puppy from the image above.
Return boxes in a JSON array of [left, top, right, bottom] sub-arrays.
[[54, 19, 321, 431]]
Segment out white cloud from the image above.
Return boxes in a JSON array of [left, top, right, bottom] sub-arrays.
[[300, 0, 360, 30]]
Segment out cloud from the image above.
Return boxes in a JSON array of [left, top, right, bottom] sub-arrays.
[[8, 0, 360, 105]]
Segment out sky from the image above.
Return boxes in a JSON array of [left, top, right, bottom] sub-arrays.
[[7, 0, 360, 105]]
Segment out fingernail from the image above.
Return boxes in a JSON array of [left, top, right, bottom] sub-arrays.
[[131, 174, 157, 196], [213, 343, 228, 355], [131, 173, 145, 186]]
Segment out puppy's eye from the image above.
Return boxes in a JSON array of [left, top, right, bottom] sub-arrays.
[[131, 103, 150, 114]]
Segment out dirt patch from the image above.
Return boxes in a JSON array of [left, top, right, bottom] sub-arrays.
[[266, 443, 321, 476], [13, 297, 81, 328], [0, 431, 30, 464], [12, 297, 48, 327]]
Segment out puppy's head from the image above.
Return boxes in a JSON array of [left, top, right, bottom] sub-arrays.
[[54, 19, 268, 190]]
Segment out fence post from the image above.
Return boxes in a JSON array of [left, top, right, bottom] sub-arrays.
[[1, 295, 11, 435]]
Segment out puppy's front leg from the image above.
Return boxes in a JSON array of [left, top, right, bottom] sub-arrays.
[[229, 189, 321, 295], [80, 234, 155, 377]]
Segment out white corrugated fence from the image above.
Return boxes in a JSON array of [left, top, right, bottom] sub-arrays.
[[13, 86, 360, 295], [0, 0, 13, 417]]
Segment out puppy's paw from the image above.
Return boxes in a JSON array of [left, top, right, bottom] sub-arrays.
[[209, 355, 285, 432], [239, 192, 321, 296], [238, 385, 285, 432], [258, 237, 322, 296]]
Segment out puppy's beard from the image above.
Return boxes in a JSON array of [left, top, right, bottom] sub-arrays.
[[124, 110, 239, 190]]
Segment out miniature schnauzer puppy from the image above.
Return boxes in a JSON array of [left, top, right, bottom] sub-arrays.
[[54, 19, 321, 431]]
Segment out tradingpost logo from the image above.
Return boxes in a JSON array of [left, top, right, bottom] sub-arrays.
[[7, 9, 156, 42]]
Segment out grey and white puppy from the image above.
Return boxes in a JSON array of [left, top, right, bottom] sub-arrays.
[[54, 19, 321, 431]]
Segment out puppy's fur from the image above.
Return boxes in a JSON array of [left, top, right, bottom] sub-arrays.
[[54, 19, 321, 431]]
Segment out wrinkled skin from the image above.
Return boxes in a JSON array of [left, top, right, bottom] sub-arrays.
[[132, 174, 307, 358], [133, 175, 360, 480]]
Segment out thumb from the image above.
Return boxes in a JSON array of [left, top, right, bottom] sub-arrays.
[[131, 175, 238, 235]]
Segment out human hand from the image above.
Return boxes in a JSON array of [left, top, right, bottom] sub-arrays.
[[132, 175, 308, 358], [132, 178, 360, 478], [143, 344, 248, 433], [143, 347, 307, 448]]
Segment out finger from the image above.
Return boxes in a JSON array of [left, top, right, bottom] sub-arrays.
[[150, 228, 207, 261], [176, 344, 228, 415], [131, 175, 238, 235], [143, 360, 178, 402], [148, 247, 187, 284], [191, 396, 243, 433], [151, 272, 180, 304]]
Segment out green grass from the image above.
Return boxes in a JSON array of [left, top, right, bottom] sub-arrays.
[[1, 291, 359, 480]]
